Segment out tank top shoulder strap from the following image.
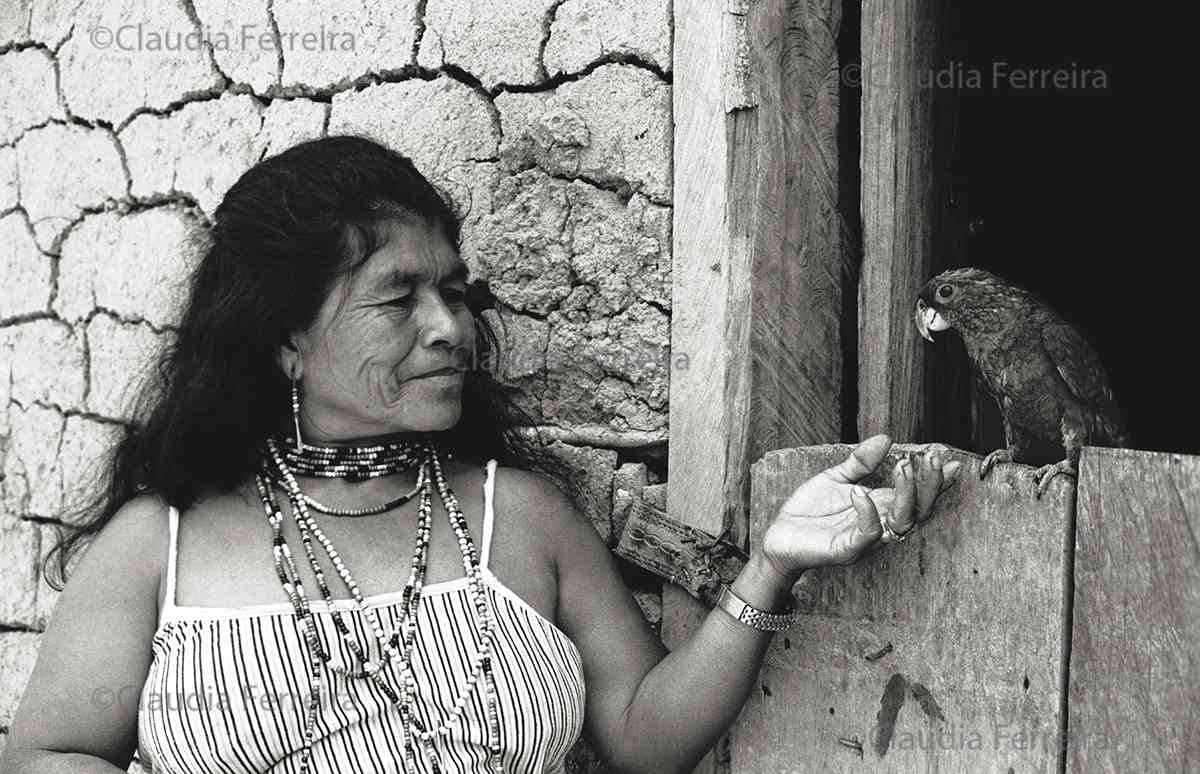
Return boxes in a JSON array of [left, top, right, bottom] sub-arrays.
[[161, 504, 180, 618], [480, 459, 498, 570]]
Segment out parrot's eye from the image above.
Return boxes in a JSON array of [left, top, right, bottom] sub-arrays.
[[936, 284, 955, 300]]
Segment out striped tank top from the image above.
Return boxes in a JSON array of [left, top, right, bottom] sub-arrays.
[[136, 459, 587, 773]]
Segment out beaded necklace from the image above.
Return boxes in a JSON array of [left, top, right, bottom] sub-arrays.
[[256, 435, 504, 773]]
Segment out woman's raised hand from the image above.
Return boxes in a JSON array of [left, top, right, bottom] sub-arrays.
[[759, 435, 962, 580]]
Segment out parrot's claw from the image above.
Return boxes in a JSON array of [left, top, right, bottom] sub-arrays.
[[1032, 460, 1075, 498], [980, 449, 1015, 479]]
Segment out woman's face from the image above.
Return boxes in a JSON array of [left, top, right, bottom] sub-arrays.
[[284, 217, 475, 442]]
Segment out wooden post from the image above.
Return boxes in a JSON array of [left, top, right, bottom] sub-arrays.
[[1067, 447, 1200, 772], [733, 444, 1074, 772], [668, 0, 847, 768], [857, 0, 953, 442]]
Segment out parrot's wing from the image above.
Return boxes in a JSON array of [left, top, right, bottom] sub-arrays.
[[1040, 319, 1119, 413]]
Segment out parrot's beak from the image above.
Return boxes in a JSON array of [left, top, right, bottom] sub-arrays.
[[915, 299, 950, 342]]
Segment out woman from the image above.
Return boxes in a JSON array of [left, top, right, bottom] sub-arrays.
[[2, 136, 960, 774]]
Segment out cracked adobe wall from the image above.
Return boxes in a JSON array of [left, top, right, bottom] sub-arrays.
[[0, 1, 672, 770]]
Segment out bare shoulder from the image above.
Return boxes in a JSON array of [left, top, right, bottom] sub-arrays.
[[3, 492, 171, 765], [490, 463, 614, 587], [490, 464, 592, 543], [492, 464, 576, 512], [72, 492, 172, 589], [45, 491, 173, 636]]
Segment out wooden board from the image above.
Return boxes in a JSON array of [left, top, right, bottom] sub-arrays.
[[668, 2, 758, 770], [668, 0, 845, 563], [1067, 447, 1200, 772], [857, 0, 953, 442], [668, 2, 847, 769], [731, 443, 1073, 773], [667, 0, 738, 579]]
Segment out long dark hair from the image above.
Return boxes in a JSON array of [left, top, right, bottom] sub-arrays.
[[44, 135, 585, 589]]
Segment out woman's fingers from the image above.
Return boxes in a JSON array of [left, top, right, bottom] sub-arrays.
[[910, 449, 963, 524], [913, 450, 944, 523], [828, 434, 891, 484], [849, 485, 883, 545], [889, 458, 917, 535], [941, 461, 963, 490]]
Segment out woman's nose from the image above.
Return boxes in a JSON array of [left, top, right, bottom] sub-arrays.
[[416, 291, 467, 349]]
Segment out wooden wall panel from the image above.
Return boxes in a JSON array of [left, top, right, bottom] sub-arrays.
[[1067, 447, 1200, 772], [668, 0, 849, 768], [857, 0, 951, 442], [732, 444, 1073, 773]]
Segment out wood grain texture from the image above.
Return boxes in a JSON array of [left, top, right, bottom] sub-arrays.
[[668, 0, 735, 569], [670, 1, 845, 769], [670, 0, 844, 600], [1067, 447, 1200, 773], [667, 2, 754, 770], [732, 443, 1073, 773], [857, 0, 949, 442], [770, 0, 845, 450]]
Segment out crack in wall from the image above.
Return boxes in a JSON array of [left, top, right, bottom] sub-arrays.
[[498, 51, 672, 97], [0, 312, 56, 329], [53, 22, 77, 56], [177, 0, 232, 88], [85, 306, 180, 337], [265, 0, 285, 90], [642, 297, 669, 317], [107, 127, 133, 198], [79, 317, 92, 406], [0, 40, 50, 56], [11, 397, 132, 430], [537, 0, 570, 81], [114, 90, 230, 134], [411, 0, 430, 65], [4, 118, 66, 151], [319, 102, 331, 136]]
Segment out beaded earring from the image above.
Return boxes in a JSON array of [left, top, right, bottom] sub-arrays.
[[290, 365, 305, 453]]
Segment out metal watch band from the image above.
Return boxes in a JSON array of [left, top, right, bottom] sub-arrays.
[[714, 583, 797, 632]]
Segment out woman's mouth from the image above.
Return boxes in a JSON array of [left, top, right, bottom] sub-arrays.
[[410, 367, 462, 380]]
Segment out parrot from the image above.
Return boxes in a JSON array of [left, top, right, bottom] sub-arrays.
[[914, 267, 1128, 497]]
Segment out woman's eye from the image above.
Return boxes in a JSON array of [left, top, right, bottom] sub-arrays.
[[383, 289, 465, 308]]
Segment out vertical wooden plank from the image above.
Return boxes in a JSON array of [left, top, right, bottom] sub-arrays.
[[666, 2, 750, 771], [771, 0, 846, 450], [857, 0, 948, 441], [668, 0, 735, 571], [669, 0, 847, 768], [670, 0, 847, 552], [1068, 448, 1200, 772], [732, 444, 1073, 773]]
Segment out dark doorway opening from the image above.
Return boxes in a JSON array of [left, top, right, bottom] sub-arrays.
[[928, 5, 1179, 453]]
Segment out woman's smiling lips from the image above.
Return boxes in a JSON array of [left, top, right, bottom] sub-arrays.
[[409, 367, 462, 381]]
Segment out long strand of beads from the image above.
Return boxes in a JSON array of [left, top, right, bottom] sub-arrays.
[[269, 439, 494, 688], [267, 447, 413, 676], [259, 438, 503, 772]]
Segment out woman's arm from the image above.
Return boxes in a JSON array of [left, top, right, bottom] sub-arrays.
[[1, 495, 167, 773], [537, 439, 957, 774], [545, 486, 791, 773]]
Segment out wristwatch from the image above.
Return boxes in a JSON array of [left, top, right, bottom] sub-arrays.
[[714, 583, 798, 632]]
